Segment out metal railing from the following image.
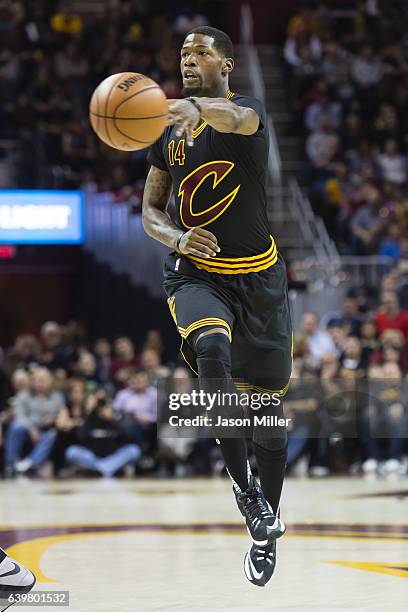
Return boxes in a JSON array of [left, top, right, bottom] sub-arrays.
[[288, 179, 341, 268]]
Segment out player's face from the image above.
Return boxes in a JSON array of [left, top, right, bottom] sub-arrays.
[[180, 33, 227, 96]]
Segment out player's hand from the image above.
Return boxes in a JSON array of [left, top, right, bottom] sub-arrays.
[[178, 227, 220, 258], [167, 99, 200, 147]]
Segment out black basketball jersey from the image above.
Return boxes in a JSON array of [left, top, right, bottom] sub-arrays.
[[147, 91, 277, 274]]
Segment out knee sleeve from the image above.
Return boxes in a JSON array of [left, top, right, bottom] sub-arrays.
[[194, 331, 232, 379], [253, 434, 288, 453], [252, 397, 288, 451]]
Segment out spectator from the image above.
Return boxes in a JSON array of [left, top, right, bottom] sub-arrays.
[[53, 378, 87, 475], [113, 369, 157, 450], [374, 291, 408, 340], [75, 351, 101, 393], [4, 367, 64, 477], [11, 369, 30, 396], [379, 223, 401, 262], [300, 313, 336, 366], [305, 97, 342, 133], [377, 139, 407, 185], [306, 118, 339, 165], [109, 336, 140, 388], [327, 296, 363, 337], [140, 348, 171, 385], [339, 337, 364, 377], [350, 183, 386, 254], [40, 321, 69, 371], [360, 363, 407, 474], [360, 320, 380, 367], [65, 390, 140, 478], [6, 335, 41, 373], [143, 329, 165, 358], [351, 45, 384, 88], [93, 338, 112, 383]]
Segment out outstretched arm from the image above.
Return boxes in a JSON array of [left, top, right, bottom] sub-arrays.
[[167, 98, 260, 145], [142, 165, 220, 258]]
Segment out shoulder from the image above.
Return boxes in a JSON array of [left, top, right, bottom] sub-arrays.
[[230, 93, 265, 115], [52, 391, 64, 404], [16, 391, 29, 402]]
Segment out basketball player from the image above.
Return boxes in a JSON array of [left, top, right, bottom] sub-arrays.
[[143, 26, 292, 586], [0, 548, 35, 610]]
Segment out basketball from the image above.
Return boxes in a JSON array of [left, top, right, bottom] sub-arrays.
[[89, 72, 168, 151]]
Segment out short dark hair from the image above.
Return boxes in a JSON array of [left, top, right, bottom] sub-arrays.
[[186, 26, 234, 59]]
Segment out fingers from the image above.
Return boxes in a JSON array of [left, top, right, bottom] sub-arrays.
[[181, 227, 221, 258], [193, 227, 220, 250], [175, 121, 194, 146], [186, 247, 216, 259], [192, 236, 219, 255]]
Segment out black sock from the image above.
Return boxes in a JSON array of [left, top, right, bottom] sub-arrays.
[[253, 442, 287, 514], [218, 438, 249, 491], [0, 548, 7, 563]]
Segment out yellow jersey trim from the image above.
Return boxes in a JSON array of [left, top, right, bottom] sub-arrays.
[[235, 381, 290, 397], [186, 237, 278, 274], [178, 318, 232, 343], [192, 91, 234, 138]]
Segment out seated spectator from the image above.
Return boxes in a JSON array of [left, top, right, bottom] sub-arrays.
[[369, 328, 408, 371], [360, 320, 380, 368], [379, 223, 401, 263], [305, 97, 342, 133], [93, 338, 112, 384], [140, 348, 171, 385], [306, 118, 339, 164], [52, 378, 87, 475], [300, 312, 336, 367], [285, 365, 327, 476], [377, 139, 407, 185], [372, 103, 401, 148], [333, 64, 357, 112], [339, 337, 365, 378], [6, 334, 41, 373], [4, 367, 64, 477], [284, 30, 322, 68], [360, 363, 407, 474], [326, 325, 346, 358], [374, 291, 408, 340], [65, 389, 140, 478], [75, 351, 101, 394], [40, 321, 70, 371], [326, 296, 363, 337], [113, 369, 156, 451], [350, 183, 386, 254], [11, 368, 30, 395], [320, 352, 340, 379], [109, 336, 140, 388], [143, 330, 165, 359], [351, 45, 384, 89]]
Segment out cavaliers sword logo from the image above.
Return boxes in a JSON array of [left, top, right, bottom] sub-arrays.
[[178, 161, 241, 228]]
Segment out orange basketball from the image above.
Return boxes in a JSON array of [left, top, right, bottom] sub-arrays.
[[89, 72, 168, 151]]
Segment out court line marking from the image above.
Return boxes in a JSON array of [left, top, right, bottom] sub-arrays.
[[6, 528, 408, 584]]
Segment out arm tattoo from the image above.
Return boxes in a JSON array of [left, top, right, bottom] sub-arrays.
[[142, 166, 182, 249]]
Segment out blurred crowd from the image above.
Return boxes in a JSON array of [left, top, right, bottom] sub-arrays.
[[0, 320, 220, 479], [1, 286, 408, 480], [0, 0, 214, 203], [284, 1, 408, 256], [290, 272, 408, 477]]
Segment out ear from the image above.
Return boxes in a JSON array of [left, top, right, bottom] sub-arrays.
[[222, 58, 234, 76]]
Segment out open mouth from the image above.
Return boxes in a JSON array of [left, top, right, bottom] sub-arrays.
[[183, 72, 200, 82]]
